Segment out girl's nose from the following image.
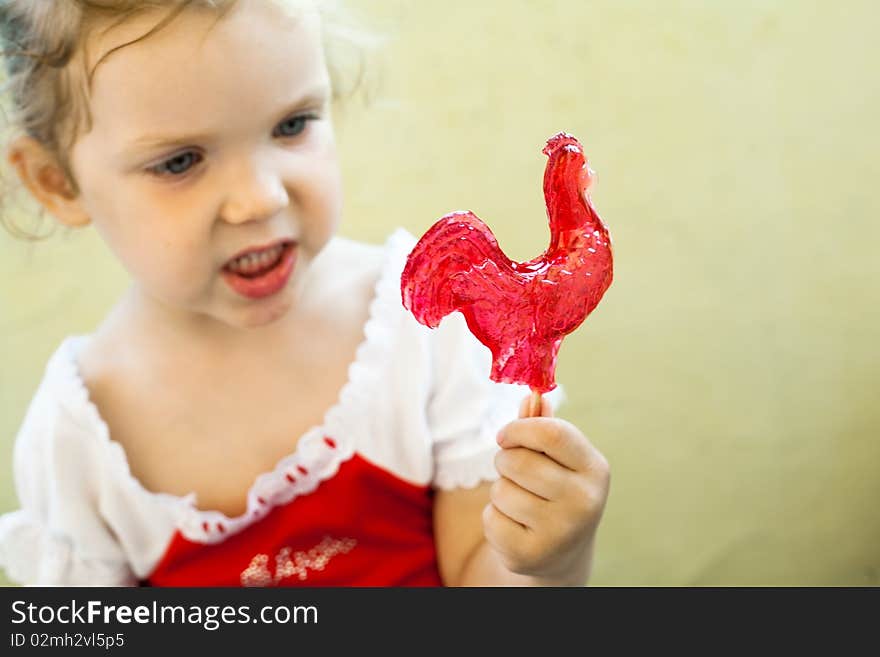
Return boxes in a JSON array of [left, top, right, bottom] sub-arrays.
[[219, 161, 290, 225]]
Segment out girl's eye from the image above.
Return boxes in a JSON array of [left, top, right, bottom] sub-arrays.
[[273, 114, 315, 138], [145, 115, 317, 179], [148, 151, 202, 178]]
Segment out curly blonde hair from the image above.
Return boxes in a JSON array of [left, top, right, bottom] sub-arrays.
[[0, 0, 377, 240]]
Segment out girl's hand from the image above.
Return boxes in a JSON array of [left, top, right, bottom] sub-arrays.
[[483, 396, 611, 585]]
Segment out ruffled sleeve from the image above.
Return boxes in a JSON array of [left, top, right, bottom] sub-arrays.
[[0, 511, 133, 586], [0, 351, 136, 586]]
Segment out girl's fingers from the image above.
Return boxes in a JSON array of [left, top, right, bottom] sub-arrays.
[[493, 447, 566, 500], [488, 476, 549, 528], [498, 417, 596, 473], [482, 500, 529, 554]]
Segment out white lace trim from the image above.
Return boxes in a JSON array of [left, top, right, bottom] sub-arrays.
[[50, 230, 414, 545]]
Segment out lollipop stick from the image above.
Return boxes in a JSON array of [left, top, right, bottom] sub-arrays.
[[527, 390, 543, 418]]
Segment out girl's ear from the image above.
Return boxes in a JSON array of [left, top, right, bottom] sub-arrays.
[[6, 135, 91, 228]]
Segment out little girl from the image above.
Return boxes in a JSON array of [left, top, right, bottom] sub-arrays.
[[0, 0, 609, 586]]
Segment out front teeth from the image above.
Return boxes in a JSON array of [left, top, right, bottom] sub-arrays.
[[227, 244, 285, 275]]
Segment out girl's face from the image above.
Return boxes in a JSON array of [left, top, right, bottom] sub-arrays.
[[69, 0, 342, 330]]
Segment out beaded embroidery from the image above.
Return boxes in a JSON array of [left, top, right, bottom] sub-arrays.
[[240, 536, 357, 586]]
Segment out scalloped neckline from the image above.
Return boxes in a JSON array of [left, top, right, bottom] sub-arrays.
[[54, 230, 414, 537]]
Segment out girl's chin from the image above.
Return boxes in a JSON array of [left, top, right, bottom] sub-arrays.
[[229, 296, 295, 329]]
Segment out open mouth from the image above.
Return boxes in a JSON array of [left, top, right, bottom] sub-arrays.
[[224, 242, 290, 278], [221, 241, 297, 299]]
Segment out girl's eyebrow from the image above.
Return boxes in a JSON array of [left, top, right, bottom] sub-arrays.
[[121, 86, 331, 155]]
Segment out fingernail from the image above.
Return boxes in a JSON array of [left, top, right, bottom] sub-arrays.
[[496, 430, 504, 445]]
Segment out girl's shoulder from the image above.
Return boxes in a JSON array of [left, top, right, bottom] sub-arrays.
[[311, 231, 414, 295], [19, 335, 109, 440], [302, 230, 416, 329]]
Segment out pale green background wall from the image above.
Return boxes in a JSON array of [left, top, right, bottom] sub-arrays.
[[1, 1, 878, 585]]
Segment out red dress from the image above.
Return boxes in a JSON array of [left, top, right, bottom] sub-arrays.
[[149, 452, 443, 587]]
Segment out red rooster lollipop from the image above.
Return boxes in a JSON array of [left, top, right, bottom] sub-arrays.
[[401, 133, 613, 416]]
